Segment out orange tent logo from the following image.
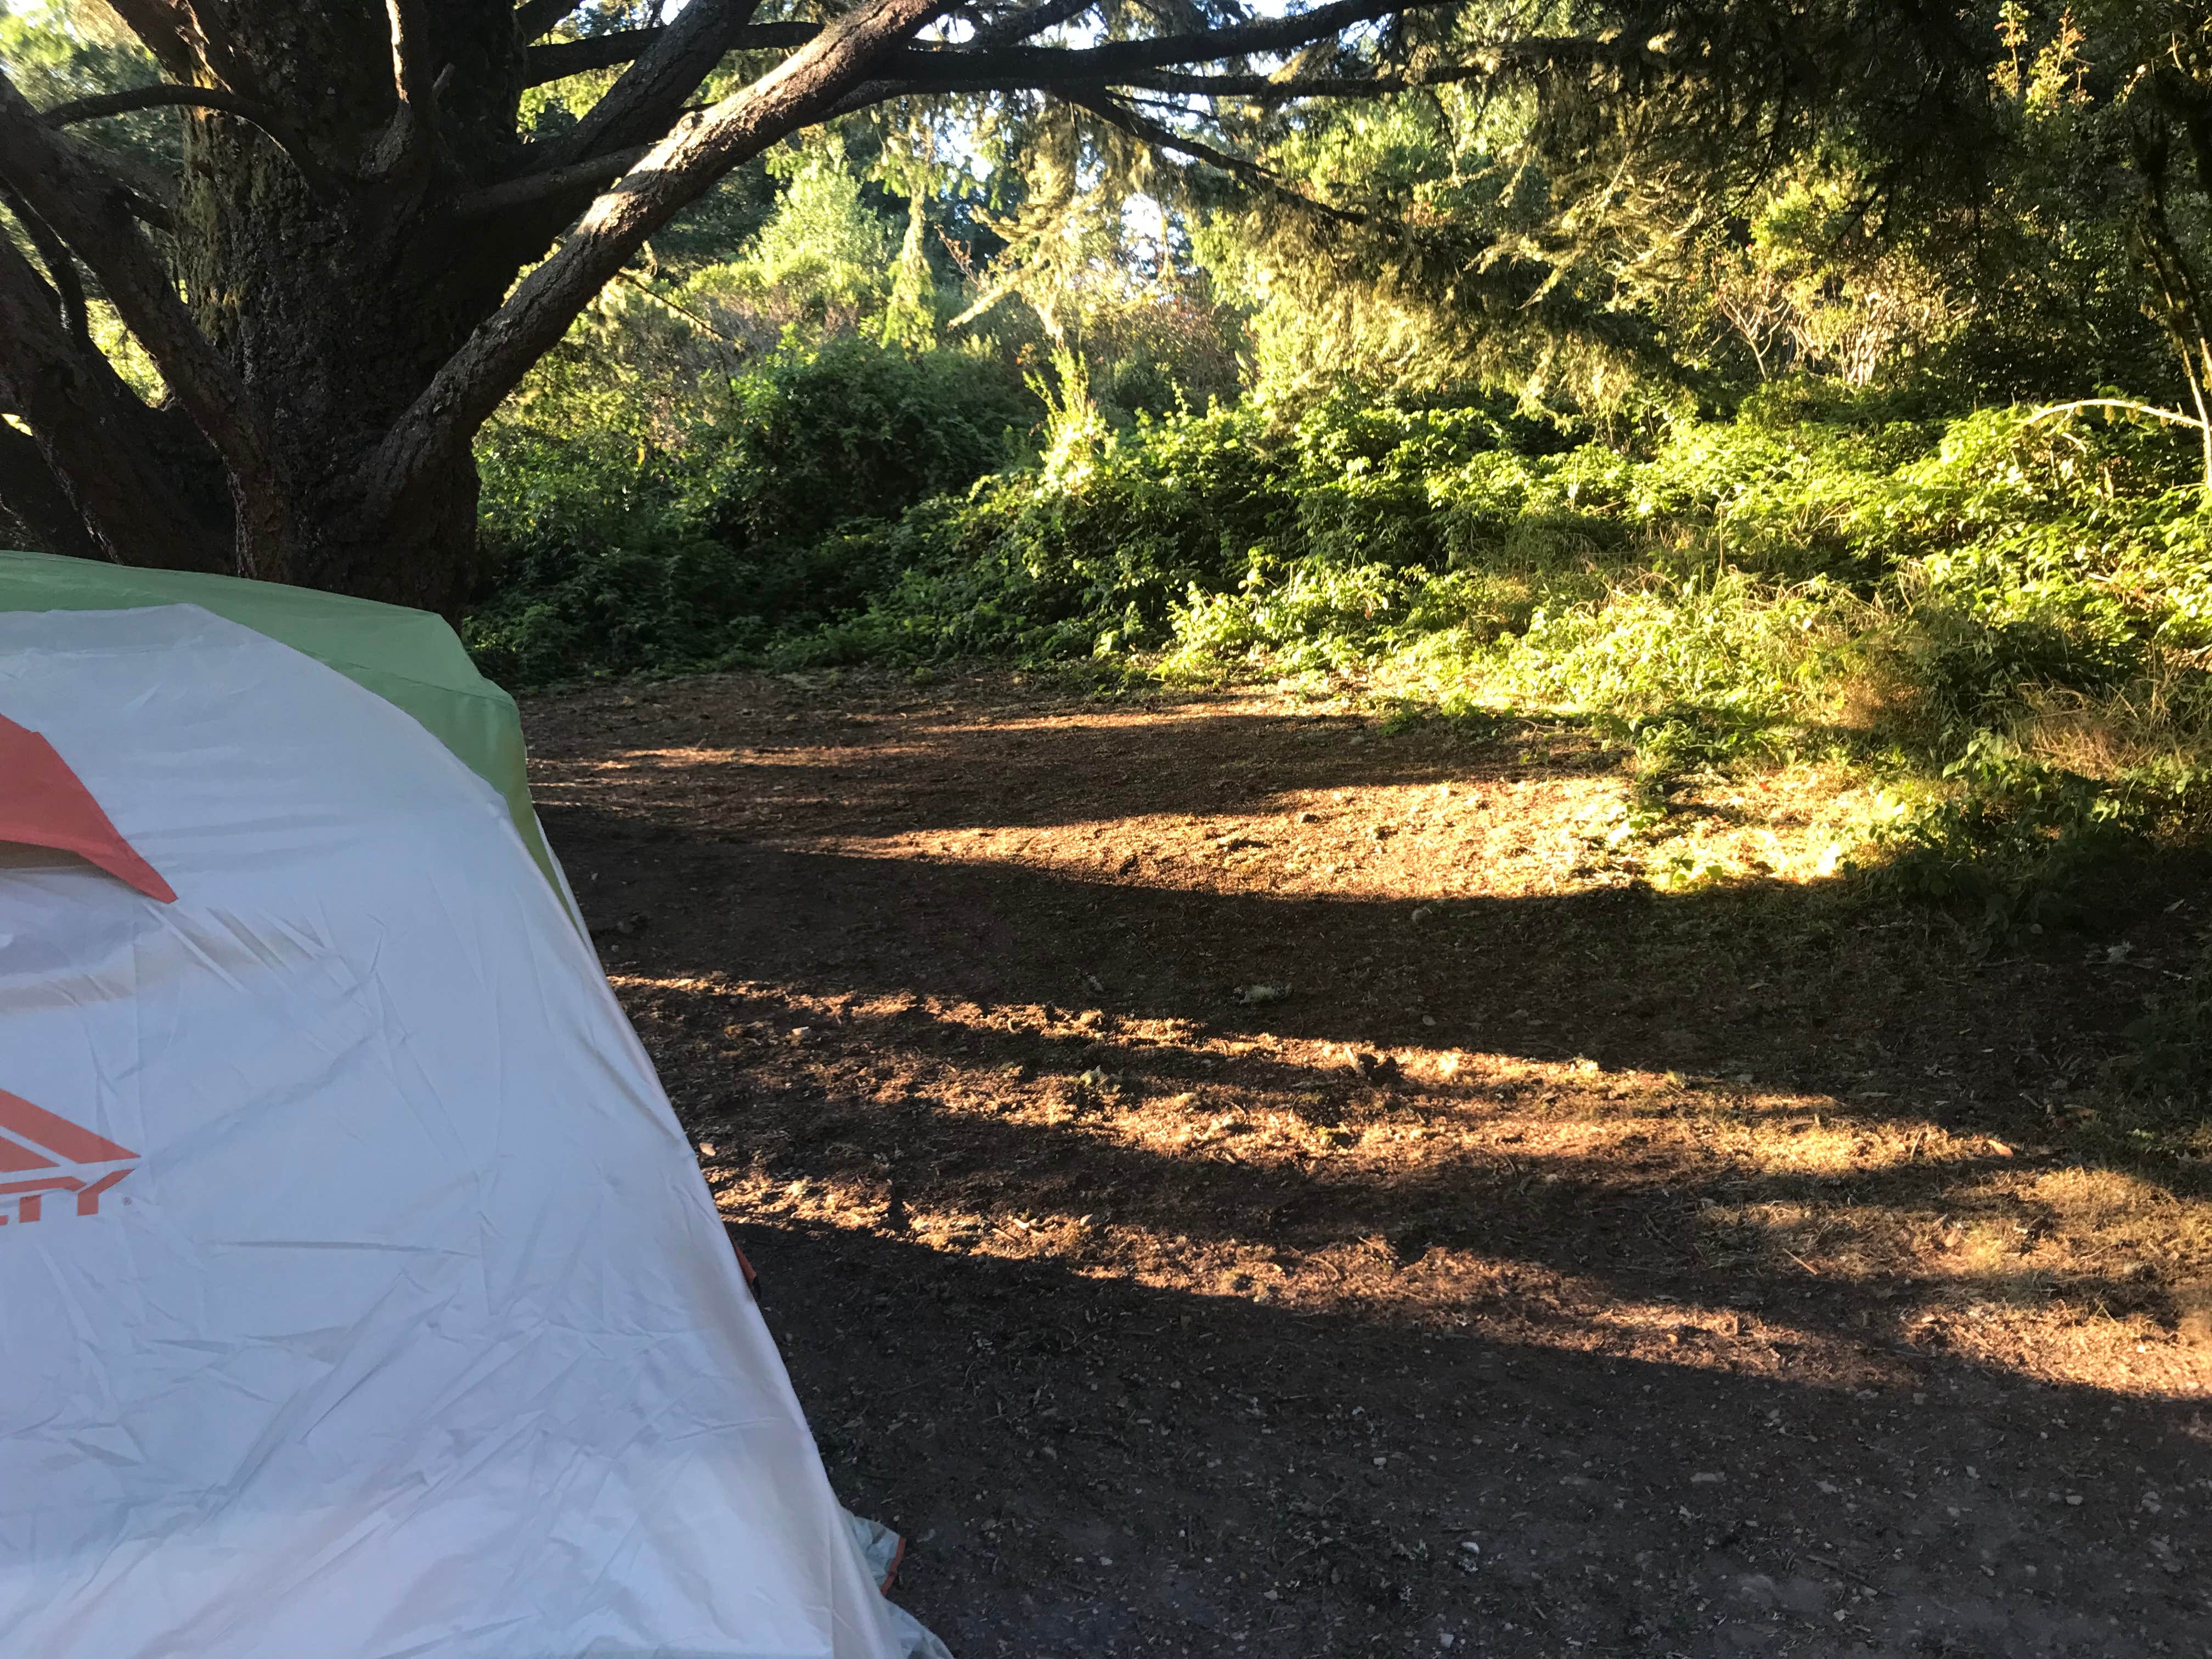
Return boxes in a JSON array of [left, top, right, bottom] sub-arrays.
[[0, 1088, 137, 1224], [0, 713, 174, 902]]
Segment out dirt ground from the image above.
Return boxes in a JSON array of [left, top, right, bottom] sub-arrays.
[[523, 669, 2212, 1658]]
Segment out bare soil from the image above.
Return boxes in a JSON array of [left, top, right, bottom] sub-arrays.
[[523, 669, 2212, 1658]]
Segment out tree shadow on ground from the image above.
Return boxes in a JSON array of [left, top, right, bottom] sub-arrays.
[[553, 816, 2199, 1146], [527, 675, 2212, 1656], [674, 992, 2176, 1324], [753, 1217, 2208, 1658], [534, 701, 1619, 838]]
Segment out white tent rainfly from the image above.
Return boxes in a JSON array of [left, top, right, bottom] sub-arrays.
[[0, 552, 948, 1658]]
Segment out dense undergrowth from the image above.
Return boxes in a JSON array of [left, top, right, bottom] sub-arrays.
[[467, 338, 1037, 684], [466, 345, 2212, 1146], [470, 363, 2212, 900]]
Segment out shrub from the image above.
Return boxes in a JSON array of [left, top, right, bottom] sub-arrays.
[[467, 368, 2212, 916], [464, 338, 1035, 685]]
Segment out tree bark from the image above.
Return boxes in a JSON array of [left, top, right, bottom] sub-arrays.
[[156, 0, 525, 605], [0, 232, 230, 569], [0, 422, 104, 561]]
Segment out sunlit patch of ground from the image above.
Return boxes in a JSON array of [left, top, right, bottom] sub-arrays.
[[537, 685, 1907, 918], [1637, 766, 1890, 889], [538, 670, 2212, 1656], [613, 967, 2212, 1400]]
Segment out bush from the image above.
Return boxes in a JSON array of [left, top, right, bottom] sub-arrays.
[[463, 338, 1035, 685], [467, 366, 2212, 916], [800, 393, 1568, 668]]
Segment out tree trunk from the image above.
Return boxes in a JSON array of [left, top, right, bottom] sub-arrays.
[[0, 421, 104, 561], [179, 150, 503, 610], [159, 4, 526, 611], [2132, 121, 2212, 492], [0, 227, 232, 569]]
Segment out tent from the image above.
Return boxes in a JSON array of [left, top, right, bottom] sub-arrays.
[[0, 551, 947, 1658]]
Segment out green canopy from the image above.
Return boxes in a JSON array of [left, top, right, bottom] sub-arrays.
[[0, 549, 569, 910]]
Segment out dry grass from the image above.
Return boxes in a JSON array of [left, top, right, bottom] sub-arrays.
[[2011, 673, 2212, 781]]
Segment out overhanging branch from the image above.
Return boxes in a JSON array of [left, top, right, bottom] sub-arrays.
[[866, 19, 1647, 98], [1119, 62, 1490, 98], [42, 84, 341, 194], [366, 0, 951, 514], [1070, 89, 1366, 225], [0, 69, 290, 575], [0, 182, 90, 347], [972, 0, 1096, 47], [558, 0, 769, 165], [526, 21, 821, 86], [900, 0, 1460, 87], [515, 0, 580, 46], [450, 143, 654, 218], [98, 0, 195, 78], [527, 29, 661, 84]]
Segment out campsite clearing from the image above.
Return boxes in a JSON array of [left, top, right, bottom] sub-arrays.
[[528, 670, 2212, 1658]]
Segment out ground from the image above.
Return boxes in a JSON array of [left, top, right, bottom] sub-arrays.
[[523, 669, 2212, 1658]]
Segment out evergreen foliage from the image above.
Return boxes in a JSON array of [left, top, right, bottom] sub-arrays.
[[466, 336, 1037, 686], [457, 2, 2212, 945]]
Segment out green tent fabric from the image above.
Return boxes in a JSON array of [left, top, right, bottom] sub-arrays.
[[0, 548, 571, 913]]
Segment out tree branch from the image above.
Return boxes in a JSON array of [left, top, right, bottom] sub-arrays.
[[0, 70, 289, 575], [971, 0, 1096, 47], [826, 0, 1479, 109], [366, 0, 950, 515], [0, 182, 90, 347], [369, 0, 447, 180], [41, 83, 341, 194], [526, 29, 661, 84], [45, 82, 269, 128], [1070, 89, 1365, 225], [558, 0, 768, 165], [515, 0, 580, 47], [730, 21, 828, 52], [1117, 62, 1491, 98], [828, 18, 1655, 129], [387, 0, 438, 112], [525, 21, 820, 86], [900, 0, 1459, 87], [450, 144, 653, 218], [0, 230, 227, 569], [98, 0, 195, 78], [2024, 398, 2209, 431]]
